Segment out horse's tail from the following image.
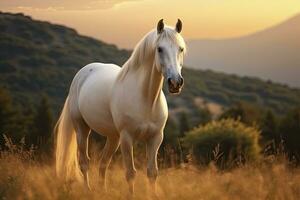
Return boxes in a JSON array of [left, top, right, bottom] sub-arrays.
[[55, 96, 82, 181]]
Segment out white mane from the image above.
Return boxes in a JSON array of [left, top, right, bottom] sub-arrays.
[[118, 26, 186, 80]]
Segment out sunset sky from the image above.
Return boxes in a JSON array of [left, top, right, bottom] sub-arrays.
[[1, 0, 300, 48]]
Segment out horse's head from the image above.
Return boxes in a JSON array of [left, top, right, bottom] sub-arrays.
[[155, 19, 186, 94]]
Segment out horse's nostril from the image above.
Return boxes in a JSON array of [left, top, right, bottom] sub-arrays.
[[167, 78, 172, 85]]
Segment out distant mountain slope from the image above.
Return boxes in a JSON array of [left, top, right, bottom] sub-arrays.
[[186, 14, 300, 87], [0, 12, 300, 123]]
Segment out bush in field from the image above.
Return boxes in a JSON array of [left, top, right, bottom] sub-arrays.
[[182, 119, 261, 169]]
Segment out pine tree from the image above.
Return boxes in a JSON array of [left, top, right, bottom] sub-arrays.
[[279, 108, 300, 162], [179, 112, 190, 137], [261, 110, 278, 143], [163, 117, 179, 147], [260, 110, 279, 154], [32, 95, 54, 153], [0, 88, 16, 146]]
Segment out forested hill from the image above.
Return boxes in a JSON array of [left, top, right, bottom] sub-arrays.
[[0, 12, 130, 110], [1, 12, 300, 120]]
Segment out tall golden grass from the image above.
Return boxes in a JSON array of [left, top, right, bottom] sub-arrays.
[[1, 136, 300, 200]]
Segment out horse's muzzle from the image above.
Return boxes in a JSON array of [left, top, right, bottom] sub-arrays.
[[167, 76, 184, 94]]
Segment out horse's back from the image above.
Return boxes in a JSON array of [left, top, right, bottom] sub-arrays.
[[74, 63, 121, 136]]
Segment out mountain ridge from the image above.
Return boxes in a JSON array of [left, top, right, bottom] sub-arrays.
[[188, 13, 300, 42], [186, 13, 300, 87]]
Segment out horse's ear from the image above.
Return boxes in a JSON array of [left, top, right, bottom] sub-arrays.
[[175, 19, 182, 33], [157, 19, 164, 34]]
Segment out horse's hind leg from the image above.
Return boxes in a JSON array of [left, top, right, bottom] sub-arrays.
[[99, 135, 120, 190], [73, 118, 91, 189]]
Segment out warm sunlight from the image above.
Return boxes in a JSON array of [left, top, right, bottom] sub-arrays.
[[2, 0, 300, 48], [1, 1, 300, 199]]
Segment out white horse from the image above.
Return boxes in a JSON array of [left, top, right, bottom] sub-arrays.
[[55, 19, 186, 194]]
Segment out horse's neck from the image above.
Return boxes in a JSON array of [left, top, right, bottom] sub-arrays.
[[123, 57, 164, 108], [141, 60, 164, 106]]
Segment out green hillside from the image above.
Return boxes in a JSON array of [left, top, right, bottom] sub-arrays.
[[1, 12, 300, 121], [0, 12, 130, 110], [177, 68, 300, 113]]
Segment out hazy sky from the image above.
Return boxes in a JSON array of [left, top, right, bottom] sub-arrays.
[[1, 0, 300, 48]]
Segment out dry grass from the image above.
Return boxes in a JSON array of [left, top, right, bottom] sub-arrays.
[[1, 153, 300, 200], [1, 137, 300, 200]]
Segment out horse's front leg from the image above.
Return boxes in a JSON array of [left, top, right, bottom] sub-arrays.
[[120, 130, 137, 196], [146, 132, 163, 195]]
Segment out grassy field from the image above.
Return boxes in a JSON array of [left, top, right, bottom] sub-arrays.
[[1, 143, 300, 200]]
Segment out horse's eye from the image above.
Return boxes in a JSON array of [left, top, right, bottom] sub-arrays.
[[179, 47, 184, 53], [157, 47, 163, 53]]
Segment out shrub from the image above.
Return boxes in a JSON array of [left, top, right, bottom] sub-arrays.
[[182, 119, 261, 169]]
